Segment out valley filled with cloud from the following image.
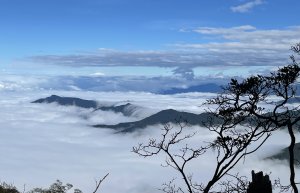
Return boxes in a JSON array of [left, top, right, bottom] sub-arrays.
[[0, 90, 298, 192]]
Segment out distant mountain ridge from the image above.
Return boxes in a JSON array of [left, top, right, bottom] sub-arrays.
[[33, 95, 300, 134], [33, 95, 300, 167], [94, 109, 300, 133], [278, 96, 300, 104], [32, 95, 139, 116], [32, 95, 99, 108], [32, 95, 222, 133], [94, 109, 221, 133], [267, 143, 300, 165]]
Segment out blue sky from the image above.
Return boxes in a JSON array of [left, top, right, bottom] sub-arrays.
[[0, 0, 300, 92]]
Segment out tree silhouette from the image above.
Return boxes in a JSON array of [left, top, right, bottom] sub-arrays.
[[133, 43, 300, 193], [207, 43, 300, 193]]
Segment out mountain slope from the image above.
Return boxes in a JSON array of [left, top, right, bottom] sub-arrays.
[[94, 109, 221, 133], [267, 143, 300, 164], [32, 95, 140, 116], [277, 96, 300, 104]]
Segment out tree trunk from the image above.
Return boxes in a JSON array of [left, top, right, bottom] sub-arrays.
[[288, 123, 298, 193]]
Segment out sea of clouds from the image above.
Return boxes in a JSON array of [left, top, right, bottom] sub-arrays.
[[0, 90, 299, 193]]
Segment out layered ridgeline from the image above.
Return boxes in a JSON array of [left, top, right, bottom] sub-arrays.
[[32, 95, 300, 164], [32, 95, 141, 117], [94, 109, 222, 133], [32, 95, 221, 133], [32, 95, 300, 133]]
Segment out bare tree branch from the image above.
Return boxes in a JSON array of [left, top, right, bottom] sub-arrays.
[[93, 173, 109, 193]]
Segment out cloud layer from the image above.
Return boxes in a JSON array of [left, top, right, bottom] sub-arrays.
[[0, 90, 299, 193], [24, 25, 300, 79], [0, 73, 229, 93], [177, 25, 300, 66]]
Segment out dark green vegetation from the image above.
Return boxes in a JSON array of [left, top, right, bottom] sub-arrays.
[[0, 174, 109, 193], [0, 180, 81, 193], [0, 183, 18, 193]]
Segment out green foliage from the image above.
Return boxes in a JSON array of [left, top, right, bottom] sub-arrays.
[[29, 180, 82, 193], [0, 181, 82, 193], [0, 182, 19, 193]]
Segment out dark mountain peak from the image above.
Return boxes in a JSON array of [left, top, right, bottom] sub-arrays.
[[33, 94, 59, 103], [143, 108, 183, 116], [32, 95, 99, 109], [50, 94, 60, 98], [160, 109, 178, 112]]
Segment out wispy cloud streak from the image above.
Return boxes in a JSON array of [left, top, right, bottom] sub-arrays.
[[231, 0, 264, 13], [24, 26, 300, 79]]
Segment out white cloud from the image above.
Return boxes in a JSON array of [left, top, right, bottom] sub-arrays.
[[25, 25, 300, 78], [191, 25, 300, 51], [231, 0, 264, 13], [0, 74, 50, 91], [3, 25, 292, 88], [175, 25, 300, 68], [89, 72, 105, 77]]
